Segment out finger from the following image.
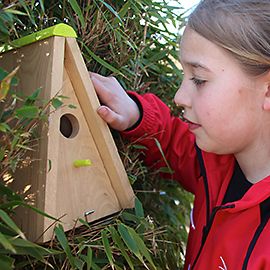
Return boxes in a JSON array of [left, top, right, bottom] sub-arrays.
[[90, 74, 110, 99], [89, 72, 104, 79], [90, 72, 113, 83], [97, 106, 125, 130]]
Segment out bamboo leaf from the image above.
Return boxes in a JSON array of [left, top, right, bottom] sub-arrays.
[[20, 201, 59, 220], [148, 49, 169, 63], [154, 138, 174, 174], [68, 104, 77, 109], [110, 226, 134, 270], [38, 0, 45, 12], [121, 212, 140, 224], [131, 144, 148, 150], [135, 197, 144, 218], [117, 224, 142, 261], [101, 230, 115, 269], [25, 88, 42, 105], [0, 255, 14, 270], [0, 232, 16, 253], [158, 167, 173, 174], [11, 238, 56, 254], [0, 149, 5, 162], [0, 66, 19, 101], [0, 19, 9, 36], [4, 9, 27, 16], [0, 123, 10, 132], [74, 257, 84, 269], [83, 45, 123, 76], [68, 0, 85, 27], [55, 224, 76, 268], [11, 237, 51, 258], [118, 1, 131, 18], [52, 98, 63, 109], [0, 210, 26, 239], [85, 247, 93, 270], [0, 68, 8, 81], [98, 0, 123, 24], [18, 0, 36, 26], [16, 144, 34, 151], [127, 227, 156, 269], [92, 262, 102, 270], [15, 106, 39, 119]]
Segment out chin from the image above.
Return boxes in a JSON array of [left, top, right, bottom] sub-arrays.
[[196, 140, 229, 155]]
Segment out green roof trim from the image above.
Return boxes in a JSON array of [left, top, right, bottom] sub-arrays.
[[0, 23, 77, 53]]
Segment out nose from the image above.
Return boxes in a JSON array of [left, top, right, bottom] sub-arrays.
[[174, 81, 192, 108]]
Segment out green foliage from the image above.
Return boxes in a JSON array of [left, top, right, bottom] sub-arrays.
[[122, 142, 193, 269], [0, 68, 38, 176], [47, 206, 162, 270], [0, 0, 193, 269], [1, 0, 184, 102]]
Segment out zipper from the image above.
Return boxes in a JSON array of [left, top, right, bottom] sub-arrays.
[[195, 145, 210, 223], [193, 145, 235, 269], [242, 196, 270, 270], [191, 204, 235, 269]]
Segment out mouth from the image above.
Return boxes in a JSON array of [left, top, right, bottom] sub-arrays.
[[182, 117, 201, 131]]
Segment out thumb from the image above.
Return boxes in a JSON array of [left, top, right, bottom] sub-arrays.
[[97, 105, 126, 131]]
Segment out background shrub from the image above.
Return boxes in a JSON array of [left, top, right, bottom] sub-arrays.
[[0, 1, 193, 269]]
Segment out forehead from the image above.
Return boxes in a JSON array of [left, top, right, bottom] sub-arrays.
[[179, 27, 236, 72]]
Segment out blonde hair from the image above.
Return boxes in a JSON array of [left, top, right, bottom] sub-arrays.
[[188, 0, 270, 76]]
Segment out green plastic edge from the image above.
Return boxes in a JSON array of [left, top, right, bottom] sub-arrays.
[[0, 23, 77, 54]]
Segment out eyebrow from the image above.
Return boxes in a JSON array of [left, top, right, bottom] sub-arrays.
[[180, 60, 212, 72]]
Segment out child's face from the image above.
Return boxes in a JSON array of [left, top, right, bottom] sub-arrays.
[[175, 27, 268, 155]]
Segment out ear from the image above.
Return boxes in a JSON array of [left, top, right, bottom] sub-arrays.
[[262, 71, 270, 111]]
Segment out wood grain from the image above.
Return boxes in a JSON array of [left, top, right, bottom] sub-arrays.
[[65, 38, 135, 208], [0, 36, 134, 242]]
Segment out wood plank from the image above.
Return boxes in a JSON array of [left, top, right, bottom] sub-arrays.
[[46, 69, 121, 230], [0, 36, 65, 241], [64, 38, 135, 209]]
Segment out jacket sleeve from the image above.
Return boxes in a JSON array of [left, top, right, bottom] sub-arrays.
[[121, 92, 201, 194]]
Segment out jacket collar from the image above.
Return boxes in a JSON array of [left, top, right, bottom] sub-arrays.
[[224, 176, 270, 212]]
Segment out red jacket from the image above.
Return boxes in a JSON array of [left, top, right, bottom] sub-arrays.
[[122, 92, 270, 270]]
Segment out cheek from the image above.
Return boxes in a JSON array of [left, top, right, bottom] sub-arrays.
[[194, 95, 222, 122], [195, 99, 231, 135], [194, 87, 237, 123]]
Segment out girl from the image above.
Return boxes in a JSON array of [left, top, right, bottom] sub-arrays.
[[91, 0, 270, 269]]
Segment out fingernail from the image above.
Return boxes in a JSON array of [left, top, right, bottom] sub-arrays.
[[98, 106, 108, 115]]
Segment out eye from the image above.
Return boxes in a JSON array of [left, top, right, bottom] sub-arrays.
[[190, 77, 206, 86]]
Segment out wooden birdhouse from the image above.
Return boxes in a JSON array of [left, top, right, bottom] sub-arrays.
[[0, 24, 135, 242]]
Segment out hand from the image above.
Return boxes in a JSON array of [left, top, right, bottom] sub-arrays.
[[90, 72, 140, 131]]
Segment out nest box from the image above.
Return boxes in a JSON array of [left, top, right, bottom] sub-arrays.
[[0, 24, 135, 242]]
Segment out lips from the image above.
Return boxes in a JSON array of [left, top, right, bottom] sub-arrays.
[[183, 117, 201, 131]]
